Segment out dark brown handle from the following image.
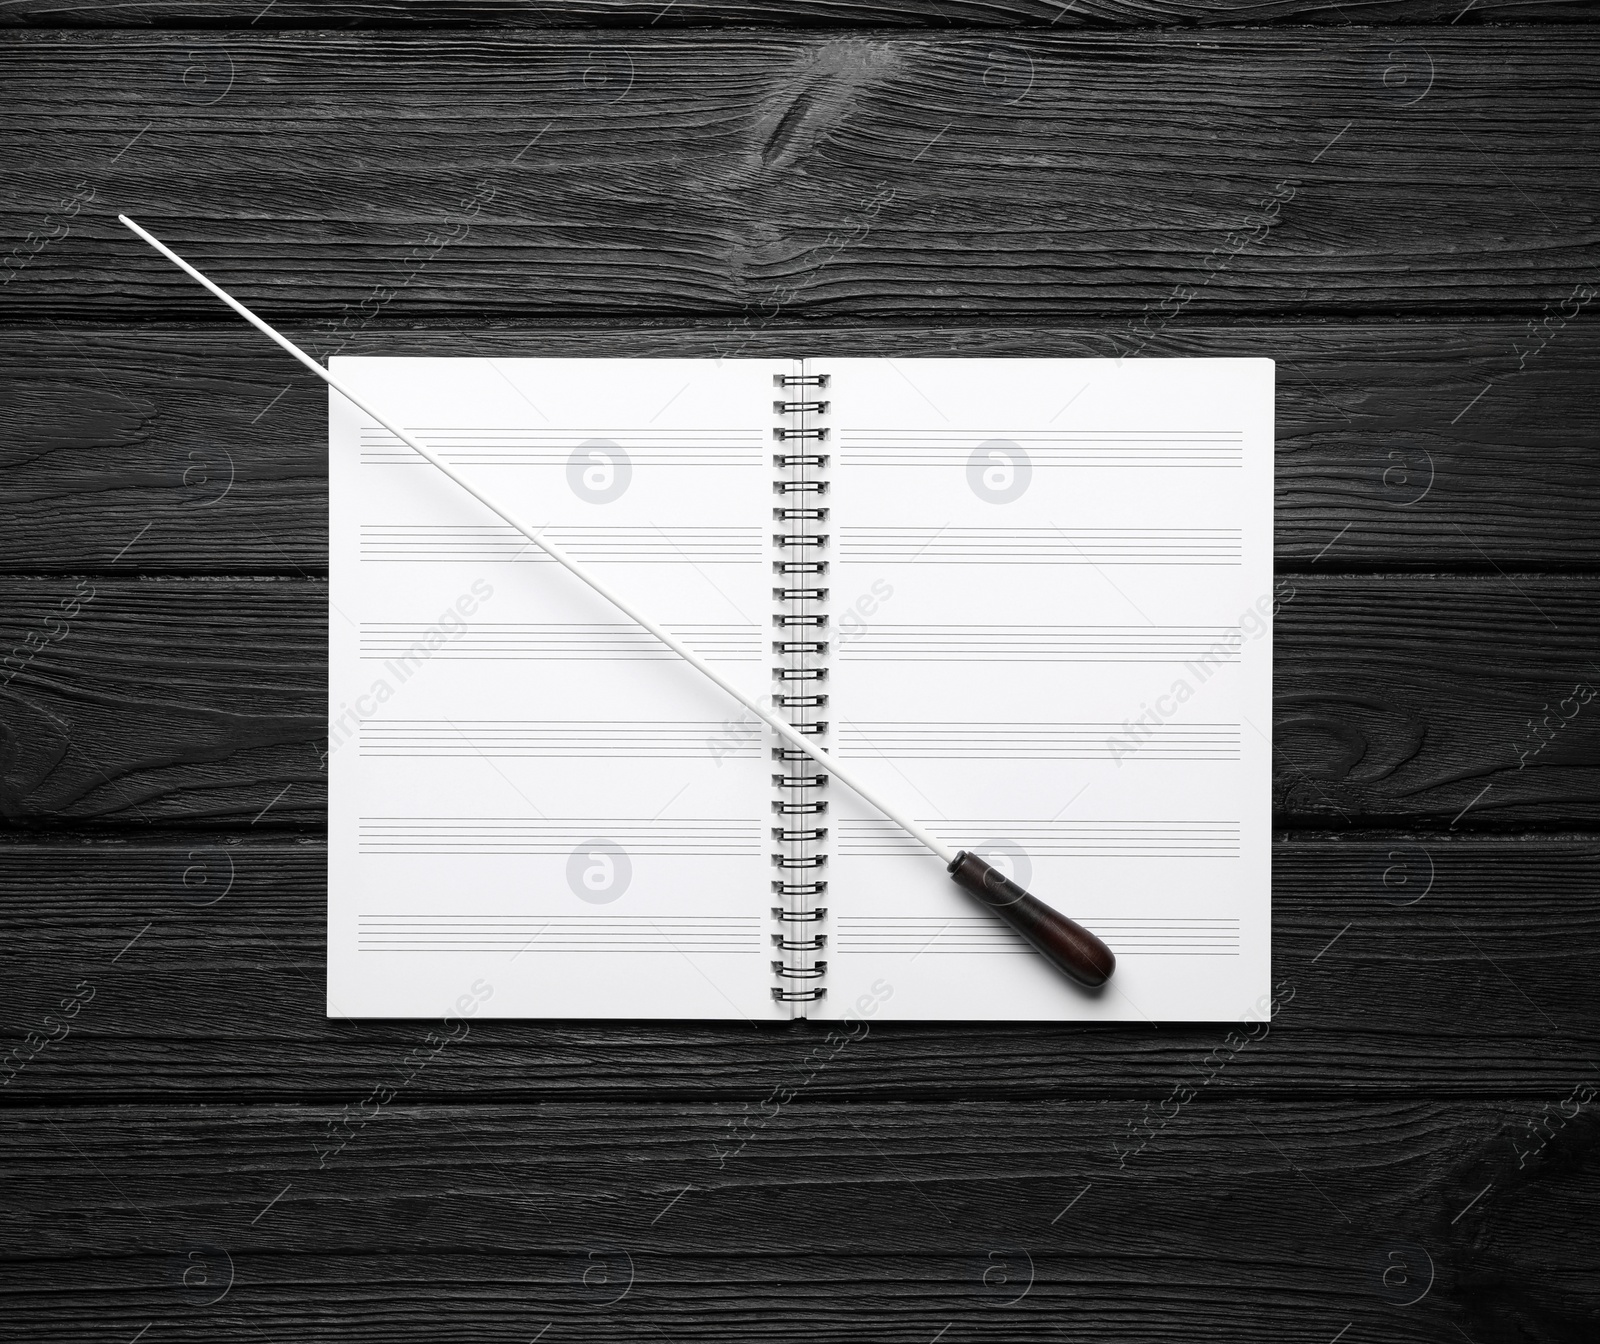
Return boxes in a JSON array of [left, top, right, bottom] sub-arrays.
[[947, 851, 1116, 988]]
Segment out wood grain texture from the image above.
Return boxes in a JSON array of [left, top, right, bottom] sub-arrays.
[[1274, 579, 1600, 824], [2, 1098, 1595, 1342], [5, 321, 1600, 572], [3, 32, 1598, 319], [3, 576, 1596, 826], [1, 12, 1596, 1343], [0, 578, 321, 825], [5, 0, 1599, 29], [0, 833, 1594, 1097]]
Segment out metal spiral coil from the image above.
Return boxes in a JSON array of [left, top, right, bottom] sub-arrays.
[[770, 366, 831, 1009]]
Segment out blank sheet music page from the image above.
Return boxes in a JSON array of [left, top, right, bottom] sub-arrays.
[[822, 358, 1274, 1022], [328, 358, 786, 1019]]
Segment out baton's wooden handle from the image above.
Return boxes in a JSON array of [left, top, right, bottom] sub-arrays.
[[947, 851, 1116, 988]]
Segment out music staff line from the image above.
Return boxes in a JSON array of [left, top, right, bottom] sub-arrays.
[[361, 526, 763, 563], [359, 623, 762, 662], [355, 720, 1238, 762], [838, 625, 1240, 662], [359, 818, 763, 855], [360, 427, 765, 467], [838, 818, 1241, 858], [839, 429, 1242, 469], [361, 622, 1240, 664], [835, 722, 1240, 761], [358, 913, 763, 954], [838, 528, 1242, 565], [360, 526, 1242, 566], [359, 722, 765, 759], [836, 915, 1241, 954]]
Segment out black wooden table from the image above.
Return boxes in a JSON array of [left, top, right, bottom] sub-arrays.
[[3, 3, 1598, 1340]]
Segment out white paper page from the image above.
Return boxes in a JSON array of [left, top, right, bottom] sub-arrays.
[[820, 358, 1274, 1022], [329, 358, 787, 1019]]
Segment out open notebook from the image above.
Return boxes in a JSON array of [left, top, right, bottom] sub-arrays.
[[328, 357, 1273, 1022]]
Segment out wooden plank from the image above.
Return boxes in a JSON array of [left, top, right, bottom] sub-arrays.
[[0, 833, 1595, 1097], [1, 1097, 1594, 1341], [1275, 579, 1600, 824], [2, 575, 1596, 825], [6, 0, 1598, 30], [4, 322, 1600, 573], [0, 578, 322, 825], [3, 32, 1598, 319]]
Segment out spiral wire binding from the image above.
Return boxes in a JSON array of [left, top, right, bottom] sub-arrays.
[[771, 365, 830, 1010]]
